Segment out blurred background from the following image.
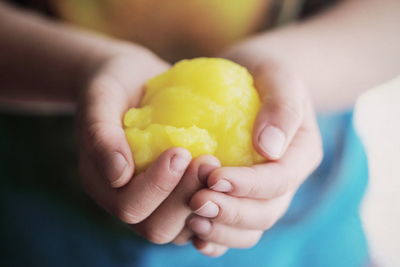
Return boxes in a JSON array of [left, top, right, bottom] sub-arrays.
[[1, 0, 399, 266], [356, 76, 400, 267]]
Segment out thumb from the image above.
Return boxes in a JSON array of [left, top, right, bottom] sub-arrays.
[[78, 73, 135, 188], [78, 53, 169, 188], [252, 64, 306, 160]]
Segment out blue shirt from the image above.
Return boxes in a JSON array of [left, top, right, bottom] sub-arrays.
[[0, 111, 369, 267]]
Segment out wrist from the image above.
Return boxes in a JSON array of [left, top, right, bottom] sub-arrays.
[[77, 38, 164, 100], [221, 27, 297, 74], [220, 35, 310, 110], [222, 39, 304, 85]]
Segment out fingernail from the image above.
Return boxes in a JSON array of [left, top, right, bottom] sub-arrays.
[[188, 217, 212, 235], [198, 164, 217, 184], [259, 125, 286, 159], [109, 152, 128, 187], [170, 154, 189, 173], [210, 180, 232, 192], [201, 243, 215, 254], [194, 201, 219, 218]]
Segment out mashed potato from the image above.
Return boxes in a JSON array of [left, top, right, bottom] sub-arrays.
[[124, 58, 264, 172]]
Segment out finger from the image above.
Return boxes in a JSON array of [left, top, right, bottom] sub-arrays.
[[115, 147, 191, 224], [188, 217, 263, 248], [189, 189, 293, 230], [251, 63, 306, 160], [79, 59, 169, 188], [192, 237, 228, 257], [133, 155, 220, 244], [79, 73, 138, 188], [208, 103, 322, 198], [172, 227, 193, 245]]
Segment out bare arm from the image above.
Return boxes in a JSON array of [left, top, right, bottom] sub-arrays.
[[0, 2, 152, 111], [193, 0, 400, 256], [225, 0, 400, 112], [0, 2, 211, 250]]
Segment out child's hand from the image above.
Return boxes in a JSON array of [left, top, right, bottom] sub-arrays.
[[184, 51, 323, 257], [77, 48, 220, 243]]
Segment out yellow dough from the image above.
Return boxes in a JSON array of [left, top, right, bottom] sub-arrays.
[[124, 58, 264, 172]]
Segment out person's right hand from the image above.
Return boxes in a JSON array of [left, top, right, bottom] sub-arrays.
[[77, 45, 219, 243]]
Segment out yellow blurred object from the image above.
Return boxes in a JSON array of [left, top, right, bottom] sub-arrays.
[[52, 0, 271, 62], [124, 58, 264, 172]]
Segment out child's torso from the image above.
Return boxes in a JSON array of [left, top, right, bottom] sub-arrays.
[[15, 0, 306, 61]]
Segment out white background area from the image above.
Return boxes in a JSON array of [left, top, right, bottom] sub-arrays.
[[355, 76, 400, 267]]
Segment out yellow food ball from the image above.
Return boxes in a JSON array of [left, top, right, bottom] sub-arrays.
[[124, 58, 264, 172]]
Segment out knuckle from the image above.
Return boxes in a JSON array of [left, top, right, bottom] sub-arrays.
[[260, 218, 275, 231], [172, 236, 191, 245], [191, 189, 211, 206], [146, 177, 176, 196], [90, 73, 126, 96], [85, 122, 102, 145], [219, 205, 243, 226], [85, 122, 114, 152], [276, 100, 303, 123], [144, 161, 182, 195], [243, 232, 263, 248], [208, 247, 228, 258], [141, 226, 175, 244], [173, 239, 190, 246], [273, 175, 290, 197], [247, 167, 262, 197], [114, 203, 146, 224], [229, 210, 244, 226]]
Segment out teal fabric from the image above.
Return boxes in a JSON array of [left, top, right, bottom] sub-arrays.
[[0, 111, 369, 267]]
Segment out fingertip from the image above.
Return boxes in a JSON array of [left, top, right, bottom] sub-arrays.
[[192, 237, 208, 251], [189, 189, 208, 212], [192, 238, 227, 257], [189, 190, 220, 218], [196, 241, 215, 256], [256, 125, 286, 160], [84, 120, 135, 188], [207, 168, 234, 193], [172, 228, 193, 246], [140, 147, 191, 191], [167, 147, 192, 174], [109, 152, 134, 188], [187, 216, 212, 236], [151, 147, 191, 174], [209, 180, 233, 193], [194, 155, 221, 167], [109, 136, 135, 188], [170, 147, 192, 160], [193, 155, 221, 184], [252, 92, 305, 161], [98, 148, 134, 189]]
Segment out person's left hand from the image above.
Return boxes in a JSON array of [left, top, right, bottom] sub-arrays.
[[180, 47, 323, 257]]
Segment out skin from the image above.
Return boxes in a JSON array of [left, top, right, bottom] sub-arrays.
[[1, 0, 399, 258], [183, 63, 323, 256]]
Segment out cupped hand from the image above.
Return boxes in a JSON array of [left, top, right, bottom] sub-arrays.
[[185, 49, 323, 257], [77, 46, 219, 243]]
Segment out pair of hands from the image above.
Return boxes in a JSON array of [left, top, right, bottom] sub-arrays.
[[77, 44, 322, 257]]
